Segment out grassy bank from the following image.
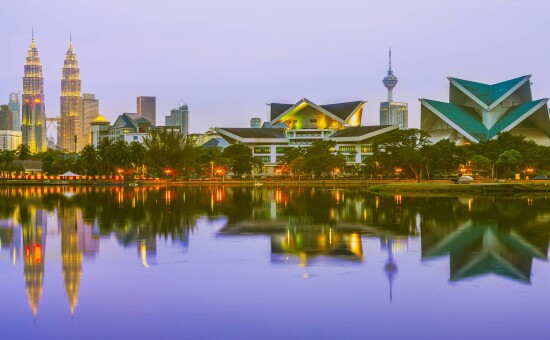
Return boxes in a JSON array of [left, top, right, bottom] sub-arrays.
[[2, 178, 550, 193], [366, 181, 550, 193]]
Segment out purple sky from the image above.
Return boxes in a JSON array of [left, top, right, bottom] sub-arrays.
[[1, 0, 549, 134]]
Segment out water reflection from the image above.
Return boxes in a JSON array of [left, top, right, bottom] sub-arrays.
[[1, 186, 550, 318]]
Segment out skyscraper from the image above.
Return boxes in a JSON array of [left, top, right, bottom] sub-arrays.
[[81, 93, 99, 146], [165, 104, 189, 135], [8, 93, 20, 131], [137, 96, 156, 126], [59, 39, 82, 152], [0, 105, 13, 130], [22, 33, 47, 153], [380, 49, 408, 130]]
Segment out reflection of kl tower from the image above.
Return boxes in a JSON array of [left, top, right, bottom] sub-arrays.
[[381, 236, 408, 302], [383, 49, 398, 102]]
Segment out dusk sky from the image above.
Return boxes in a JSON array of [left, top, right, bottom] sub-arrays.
[[1, 0, 549, 134]]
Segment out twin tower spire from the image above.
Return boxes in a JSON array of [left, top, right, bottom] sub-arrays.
[[22, 31, 83, 153]]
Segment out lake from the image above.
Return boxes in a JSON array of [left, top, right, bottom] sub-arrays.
[[1, 185, 550, 339]]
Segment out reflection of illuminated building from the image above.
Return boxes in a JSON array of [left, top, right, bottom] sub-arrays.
[[22, 208, 47, 316], [138, 237, 157, 268], [220, 222, 365, 265], [60, 207, 83, 314], [0, 219, 21, 265], [422, 221, 549, 283]]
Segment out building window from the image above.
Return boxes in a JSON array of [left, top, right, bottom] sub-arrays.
[[254, 146, 270, 154], [276, 147, 288, 154], [133, 136, 138, 141], [310, 119, 317, 123], [254, 156, 271, 163], [361, 155, 370, 162], [361, 145, 373, 153], [345, 155, 356, 162], [339, 146, 356, 153]]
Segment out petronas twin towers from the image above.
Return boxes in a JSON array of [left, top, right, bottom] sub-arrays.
[[23, 33, 85, 153]]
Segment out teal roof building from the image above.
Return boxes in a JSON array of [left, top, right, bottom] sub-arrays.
[[420, 75, 550, 145]]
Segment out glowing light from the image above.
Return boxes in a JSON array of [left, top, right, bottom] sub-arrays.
[[349, 233, 362, 255], [140, 240, 149, 268], [34, 244, 42, 263], [33, 98, 41, 103]]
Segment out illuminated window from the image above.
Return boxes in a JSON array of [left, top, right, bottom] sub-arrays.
[[254, 156, 271, 163], [361, 145, 373, 153], [253, 146, 270, 154], [345, 155, 356, 162], [276, 147, 288, 154], [339, 146, 355, 153]]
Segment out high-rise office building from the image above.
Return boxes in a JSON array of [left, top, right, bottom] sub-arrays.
[[59, 39, 82, 152], [22, 33, 47, 153], [8, 93, 20, 131], [81, 93, 99, 146], [380, 50, 408, 130], [165, 104, 189, 136], [0, 105, 13, 130], [250, 117, 262, 128], [137, 96, 156, 126]]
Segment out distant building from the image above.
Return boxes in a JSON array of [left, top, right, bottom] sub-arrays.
[[420, 75, 550, 145], [0, 105, 13, 130], [380, 50, 408, 129], [250, 117, 262, 128], [165, 105, 189, 136], [22, 34, 47, 153], [137, 96, 156, 126], [0, 130, 22, 151], [81, 93, 99, 146], [380, 102, 408, 130], [109, 113, 153, 144], [90, 115, 110, 147], [8, 93, 20, 131]]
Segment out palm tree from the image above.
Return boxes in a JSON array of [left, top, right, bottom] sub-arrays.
[[80, 145, 98, 175], [16, 144, 31, 161]]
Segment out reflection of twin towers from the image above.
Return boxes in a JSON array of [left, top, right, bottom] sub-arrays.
[[5, 206, 99, 317]]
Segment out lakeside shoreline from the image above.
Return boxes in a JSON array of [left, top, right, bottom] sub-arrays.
[[2, 179, 550, 193]]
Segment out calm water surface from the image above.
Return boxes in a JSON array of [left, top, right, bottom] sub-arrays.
[[1, 186, 550, 339]]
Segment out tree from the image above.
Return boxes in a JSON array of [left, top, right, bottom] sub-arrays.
[[0, 150, 15, 176], [303, 140, 346, 178], [221, 144, 256, 176], [97, 138, 117, 174], [143, 129, 200, 177], [371, 129, 431, 182], [15, 144, 31, 162], [470, 155, 492, 178], [80, 145, 98, 175], [425, 139, 468, 178], [496, 149, 522, 178]]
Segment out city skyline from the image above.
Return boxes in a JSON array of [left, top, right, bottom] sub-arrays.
[[1, 0, 549, 134]]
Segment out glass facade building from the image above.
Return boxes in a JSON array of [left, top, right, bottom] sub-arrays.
[[137, 96, 156, 126]]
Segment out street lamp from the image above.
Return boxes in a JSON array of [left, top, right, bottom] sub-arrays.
[[524, 167, 534, 180]]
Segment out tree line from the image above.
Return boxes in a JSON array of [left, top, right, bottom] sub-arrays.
[[1, 129, 549, 181]]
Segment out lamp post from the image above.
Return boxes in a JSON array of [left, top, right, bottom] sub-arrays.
[[524, 167, 534, 180]]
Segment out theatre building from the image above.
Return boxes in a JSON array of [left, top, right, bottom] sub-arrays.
[[215, 98, 398, 175]]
